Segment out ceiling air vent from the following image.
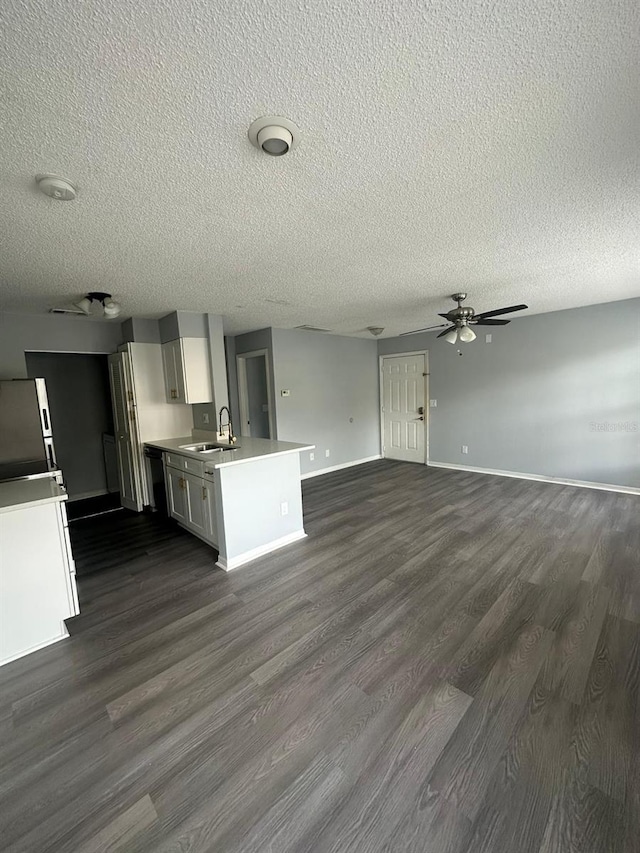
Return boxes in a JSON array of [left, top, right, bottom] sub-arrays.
[[295, 325, 332, 333], [49, 307, 85, 316]]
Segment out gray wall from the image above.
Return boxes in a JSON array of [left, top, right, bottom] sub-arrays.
[[379, 298, 640, 489], [159, 310, 207, 343], [0, 312, 122, 379], [193, 332, 237, 433], [25, 352, 114, 500], [121, 317, 161, 343], [272, 328, 380, 476]]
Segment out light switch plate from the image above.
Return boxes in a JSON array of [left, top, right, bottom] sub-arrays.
[[429, 399, 437, 407]]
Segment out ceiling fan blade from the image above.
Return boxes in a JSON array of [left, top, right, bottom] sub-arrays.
[[474, 303, 528, 320], [437, 313, 451, 319], [400, 324, 449, 336], [437, 325, 456, 338], [473, 318, 510, 325]]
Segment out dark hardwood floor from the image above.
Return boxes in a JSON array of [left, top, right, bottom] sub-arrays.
[[1, 460, 638, 852]]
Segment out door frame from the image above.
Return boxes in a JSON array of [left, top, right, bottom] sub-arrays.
[[236, 349, 276, 439], [108, 350, 144, 512], [379, 350, 429, 464]]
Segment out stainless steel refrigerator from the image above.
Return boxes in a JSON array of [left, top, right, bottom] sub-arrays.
[[0, 379, 59, 481]]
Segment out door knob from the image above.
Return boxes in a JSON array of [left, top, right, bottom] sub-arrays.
[[418, 416, 424, 421]]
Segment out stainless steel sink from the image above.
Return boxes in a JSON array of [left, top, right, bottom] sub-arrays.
[[179, 443, 237, 453]]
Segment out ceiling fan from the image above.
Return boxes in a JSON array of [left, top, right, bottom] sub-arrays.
[[401, 293, 528, 343]]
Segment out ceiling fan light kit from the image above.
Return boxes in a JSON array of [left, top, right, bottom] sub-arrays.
[[401, 293, 528, 343], [458, 324, 476, 343]]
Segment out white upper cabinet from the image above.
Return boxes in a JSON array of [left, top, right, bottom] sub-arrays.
[[162, 338, 213, 404]]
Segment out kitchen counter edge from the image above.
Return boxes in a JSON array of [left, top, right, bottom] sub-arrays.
[[0, 478, 68, 514], [144, 436, 315, 470]]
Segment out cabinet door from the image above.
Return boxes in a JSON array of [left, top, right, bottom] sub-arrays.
[[166, 466, 187, 522], [183, 472, 209, 537], [161, 341, 175, 403], [181, 338, 212, 404], [173, 340, 187, 403], [162, 340, 185, 403]]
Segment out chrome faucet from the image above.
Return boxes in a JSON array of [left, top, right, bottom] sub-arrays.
[[218, 406, 236, 444]]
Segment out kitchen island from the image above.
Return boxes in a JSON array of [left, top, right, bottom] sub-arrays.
[[0, 477, 79, 666], [144, 435, 314, 570]]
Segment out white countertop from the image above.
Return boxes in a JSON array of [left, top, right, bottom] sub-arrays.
[[0, 477, 68, 514], [145, 434, 315, 471]]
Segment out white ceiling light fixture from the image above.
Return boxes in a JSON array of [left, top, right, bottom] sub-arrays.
[[73, 291, 122, 319], [444, 328, 459, 344], [74, 296, 92, 315], [367, 326, 385, 337], [458, 324, 477, 343], [35, 174, 78, 201], [248, 116, 301, 157]]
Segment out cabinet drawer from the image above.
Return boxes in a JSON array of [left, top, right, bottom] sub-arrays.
[[164, 452, 183, 469], [183, 457, 204, 476]]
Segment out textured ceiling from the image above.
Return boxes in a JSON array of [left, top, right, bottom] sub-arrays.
[[1, 0, 638, 337]]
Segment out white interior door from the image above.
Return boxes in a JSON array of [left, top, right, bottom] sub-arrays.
[[108, 352, 143, 511], [381, 353, 426, 464]]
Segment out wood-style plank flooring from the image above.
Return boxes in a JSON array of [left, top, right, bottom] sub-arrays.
[[1, 460, 638, 852]]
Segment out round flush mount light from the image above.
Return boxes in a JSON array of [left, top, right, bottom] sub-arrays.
[[35, 174, 78, 201], [248, 116, 301, 156]]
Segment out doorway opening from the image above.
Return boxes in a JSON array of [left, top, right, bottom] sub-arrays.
[[379, 351, 429, 464], [236, 349, 275, 439], [25, 351, 120, 517]]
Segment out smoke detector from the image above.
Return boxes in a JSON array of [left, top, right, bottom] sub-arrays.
[[35, 174, 78, 201], [248, 116, 301, 156]]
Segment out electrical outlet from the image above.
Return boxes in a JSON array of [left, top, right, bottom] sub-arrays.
[[461, 445, 469, 454], [280, 501, 289, 516], [429, 399, 437, 407], [309, 452, 314, 461], [202, 412, 210, 424], [325, 449, 330, 457]]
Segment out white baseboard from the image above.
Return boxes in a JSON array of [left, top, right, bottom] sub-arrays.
[[427, 461, 640, 496], [301, 455, 382, 481], [1, 627, 69, 668], [68, 489, 109, 502], [216, 530, 307, 572]]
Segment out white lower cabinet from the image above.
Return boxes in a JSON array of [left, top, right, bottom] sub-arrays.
[[1, 492, 80, 667], [183, 471, 208, 538], [165, 458, 218, 547], [166, 465, 188, 523]]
